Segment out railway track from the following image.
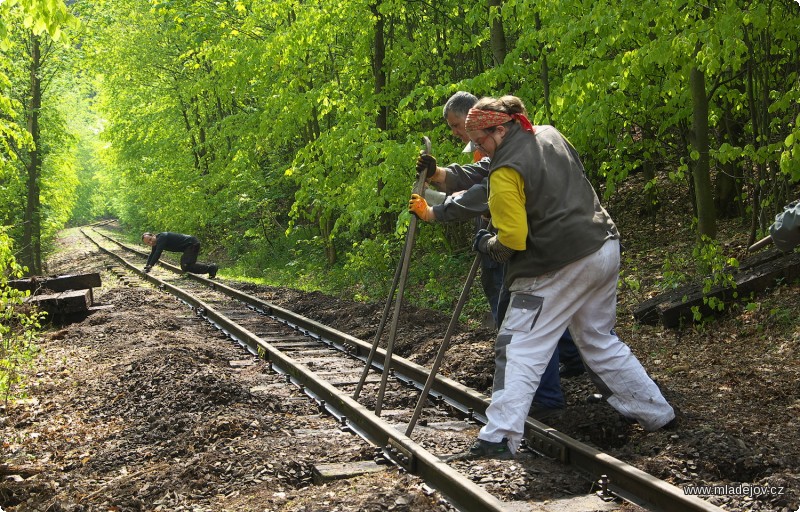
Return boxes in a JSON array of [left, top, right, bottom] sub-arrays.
[[80, 226, 723, 512]]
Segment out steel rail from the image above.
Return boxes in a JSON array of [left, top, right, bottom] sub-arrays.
[[86, 228, 492, 416], [82, 228, 508, 512], [84, 227, 724, 512]]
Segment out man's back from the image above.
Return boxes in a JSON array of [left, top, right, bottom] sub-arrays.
[[155, 232, 198, 252]]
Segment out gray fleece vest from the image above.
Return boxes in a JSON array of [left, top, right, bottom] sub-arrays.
[[488, 124, 618, 285]]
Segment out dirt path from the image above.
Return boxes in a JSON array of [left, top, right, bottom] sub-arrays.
[[1, 230, 443, 511], [1, 226, 799, 511]]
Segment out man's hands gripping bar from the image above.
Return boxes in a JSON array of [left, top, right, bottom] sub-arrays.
[[416, 154, 437, 180], [408, 194, 434, 222], [411, 136, 431, 197]]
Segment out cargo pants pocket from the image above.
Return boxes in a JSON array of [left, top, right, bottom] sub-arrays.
[[502, 293, 544, 333]]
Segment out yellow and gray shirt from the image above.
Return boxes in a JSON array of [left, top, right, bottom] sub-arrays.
[[488, 124, 619, 286]]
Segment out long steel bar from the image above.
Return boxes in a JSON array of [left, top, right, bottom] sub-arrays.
[[352, 231, 405, 400], [374, 136, 431, 416]]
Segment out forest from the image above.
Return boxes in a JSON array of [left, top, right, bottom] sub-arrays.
[[1, 2, 799, 508], [1, 0, 799, 307]]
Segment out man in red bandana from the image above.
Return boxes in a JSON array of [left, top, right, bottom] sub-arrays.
[[450, 95, 675, 461]]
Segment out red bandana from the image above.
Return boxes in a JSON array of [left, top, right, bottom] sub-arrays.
[[465, 108, 534, 133]]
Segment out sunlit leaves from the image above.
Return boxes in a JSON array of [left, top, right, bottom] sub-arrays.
[[69, 0, 799, 282], [0, 0, 76, 43], [780, 115, 800, 182]]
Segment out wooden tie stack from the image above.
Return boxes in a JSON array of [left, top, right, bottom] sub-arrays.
[[9, 273, 109, 321]]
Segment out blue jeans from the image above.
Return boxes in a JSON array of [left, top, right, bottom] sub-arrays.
[[496, 286, 565, 409], [480, 255, 504, 327], [559, 329, 584, 372]]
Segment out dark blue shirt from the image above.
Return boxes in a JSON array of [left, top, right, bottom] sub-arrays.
[[146, 232, 199, 267]]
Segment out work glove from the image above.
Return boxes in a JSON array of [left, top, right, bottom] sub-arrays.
[[472, 229, 494, 253], [408, 194, 435, 222], [473, 229, 516, 263], [416, 154, 437, 181], [143, 265, 151, 273]]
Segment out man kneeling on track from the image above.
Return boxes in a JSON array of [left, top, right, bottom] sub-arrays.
[[141, 232, 218, 278]]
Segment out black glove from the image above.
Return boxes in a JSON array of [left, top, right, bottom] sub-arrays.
[[473, 229, 515, 262], [416, 154, 437, 180], [473, 229, 493, 253], [143, 265, 151, 273]]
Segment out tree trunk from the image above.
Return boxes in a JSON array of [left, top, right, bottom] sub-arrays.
[[534, 12, 552, 125], [689, 66, 716, 239], [713, 100, 744, 219], [320, 213, 337, 266], [488, 0, 507, 67], [371, 0, 393, 233], [22, 32, 43, 275]]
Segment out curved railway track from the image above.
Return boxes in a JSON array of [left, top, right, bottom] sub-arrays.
[[80, 225, 723, 512]]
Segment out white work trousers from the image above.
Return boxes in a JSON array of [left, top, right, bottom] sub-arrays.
[[479, 239, 674, 452]]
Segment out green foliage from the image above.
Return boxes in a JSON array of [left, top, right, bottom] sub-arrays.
[[343, 235, 405, 301], [618, 267, 642, 303], [2, 0, 797, 320], [0, 0, 77, 45], [659, 252, 691, 291], [689, 236, 740, 321], [767, 306, 795, 327], [781, 114, 800, 182], [39, 103, 80, 243], [0, 2, 81, 269], [0, 230, 44, 403], [693, 236, 739, 283]]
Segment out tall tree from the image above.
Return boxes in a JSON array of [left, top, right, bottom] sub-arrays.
[[690, 64, 716, 239], [21, 33, 43, 274], [1, 0, 76, 273]]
